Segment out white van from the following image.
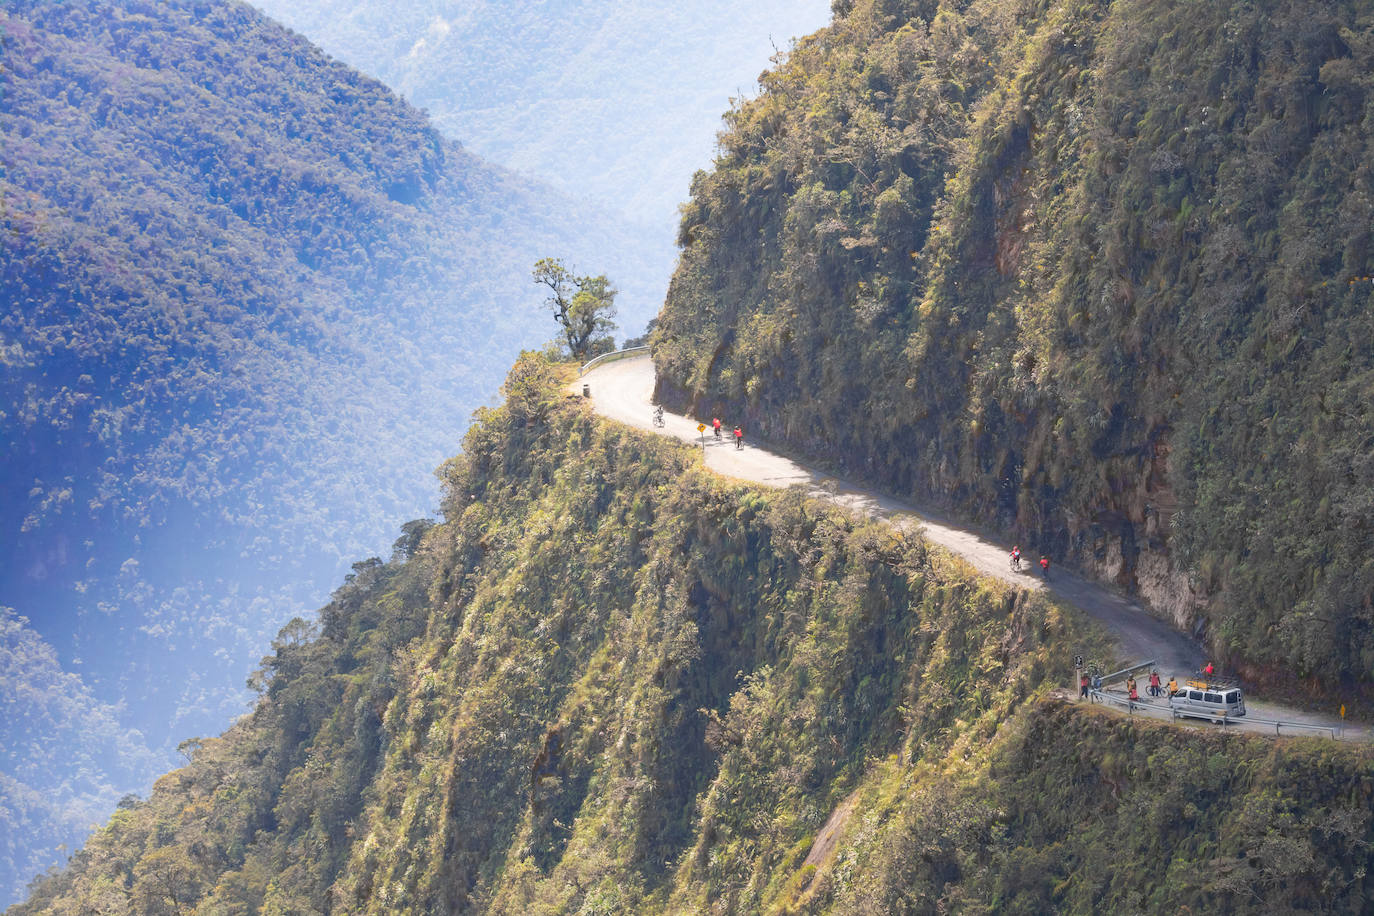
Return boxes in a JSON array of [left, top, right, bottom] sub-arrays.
[[1170, 685, 1246, 721]]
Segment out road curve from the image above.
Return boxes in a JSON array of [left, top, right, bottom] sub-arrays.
[[577, 354, 1365, 740]]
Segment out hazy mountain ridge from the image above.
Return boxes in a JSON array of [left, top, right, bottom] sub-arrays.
[[653, 0, 1374, 687], [247, 0, 836, 331], [1, 0, 640, 902], [1, 608, 163, 904], [247, 0, 833, 215]]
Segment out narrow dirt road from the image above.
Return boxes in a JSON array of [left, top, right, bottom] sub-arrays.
[[577, 354, 1365, 740]]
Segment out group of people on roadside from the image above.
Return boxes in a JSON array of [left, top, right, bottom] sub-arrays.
[[1080, 665, 1218, 705], [710, 416, 745, 450]]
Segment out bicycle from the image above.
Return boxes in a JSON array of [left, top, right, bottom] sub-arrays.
[[652, 407, 665, 428]]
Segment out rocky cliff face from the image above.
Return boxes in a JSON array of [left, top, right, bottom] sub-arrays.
[[653, 0, 1374, 685]]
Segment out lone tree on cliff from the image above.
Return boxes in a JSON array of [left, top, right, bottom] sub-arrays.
[[532, 257, 618, 360]]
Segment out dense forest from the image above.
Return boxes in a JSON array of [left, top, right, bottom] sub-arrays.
[[11, 356, 1372, 914], [654, 0, 1374, 688], [0, 0, 637, 901]]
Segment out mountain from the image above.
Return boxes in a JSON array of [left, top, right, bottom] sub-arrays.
[[0, 0, 642, 902], [12, 0, 1374, 909], [246, 0, 836, 332], [653, 0, 1374, 687], [10, 356, 1373, 914]]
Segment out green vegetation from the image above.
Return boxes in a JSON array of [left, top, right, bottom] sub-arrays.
[[12, 356, 1372, 914], [653, 0, 1374, 686], [0, 0, 643, 900], [4, 354, 1067, 912], [532, 259, 619, 360], [780, 701, 1374, 913], [12, 0, 1374, 907]]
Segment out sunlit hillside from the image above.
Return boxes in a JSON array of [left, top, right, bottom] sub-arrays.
[[655, 0, 1374, 687]]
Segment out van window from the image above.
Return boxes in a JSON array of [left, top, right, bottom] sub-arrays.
[[1225, 691, 1239, 704], [1188, 690, 1204, 701], [1205, 692, 1222, 704]]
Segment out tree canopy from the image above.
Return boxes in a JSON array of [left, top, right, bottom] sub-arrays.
[[532, 258, 619, 359]]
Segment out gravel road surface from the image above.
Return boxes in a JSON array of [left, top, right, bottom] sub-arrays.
[[577, 354, 1366, 741]]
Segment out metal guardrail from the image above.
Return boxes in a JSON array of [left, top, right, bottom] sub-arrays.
[[1100, 659, 1156, 686], [579, 346, 650, 375], [1087, 689, 1344, 739], [1242, 717, 1342, 739]]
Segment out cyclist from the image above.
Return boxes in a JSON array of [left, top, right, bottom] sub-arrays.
[[652, 405, 664, 427], [734, 426, 744, 449], [1010, 546, 1021, 570], [712, 417, 722, 438], [1039, 556, 1050, 579]]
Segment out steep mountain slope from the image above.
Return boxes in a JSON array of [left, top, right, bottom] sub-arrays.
[[10, 357, 1372, 915], [247, 0, 835, 331], [0, 0, 634, 901], [653, 0, 1374, 687]]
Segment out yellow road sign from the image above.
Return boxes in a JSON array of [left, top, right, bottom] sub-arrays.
[[697, 423, 706, 433]]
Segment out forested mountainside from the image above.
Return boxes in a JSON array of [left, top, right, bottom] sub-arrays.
[[12, 356, 1374, 915], [654, 0, 1374, 687], [0, 0, 634, 901]]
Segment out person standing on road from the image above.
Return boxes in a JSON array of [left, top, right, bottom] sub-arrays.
[[1080, 671, 1090, 699], [713, 417, 722, 439], [734, 426, 744, 449], [1148, 670, 1162, 698], [1166, 676, 1178, 697], [1126, 674, 1137, 699]]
